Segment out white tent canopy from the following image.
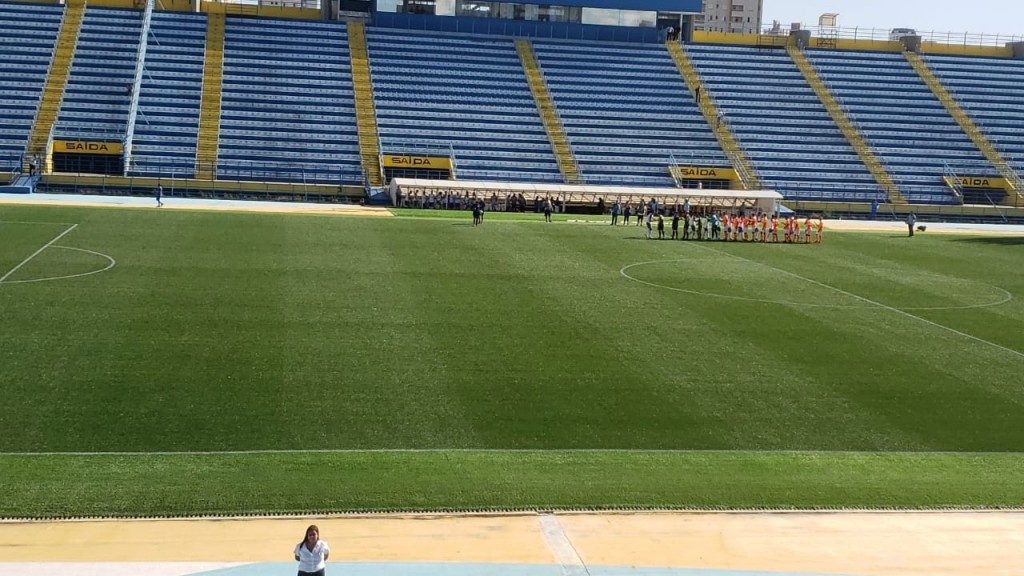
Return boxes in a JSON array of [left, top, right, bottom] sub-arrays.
[[389, 178, 784, 214]]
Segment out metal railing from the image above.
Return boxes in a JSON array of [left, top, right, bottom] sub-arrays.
[[143, 158, 362, 184], [760, 24, 1023, 49]]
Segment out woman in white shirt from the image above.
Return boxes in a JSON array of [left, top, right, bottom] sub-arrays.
[[294, 524, 330, 576]]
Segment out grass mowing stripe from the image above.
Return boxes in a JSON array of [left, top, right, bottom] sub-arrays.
[[694, 242, 1024, 361], [1, 451, 1023, 517]]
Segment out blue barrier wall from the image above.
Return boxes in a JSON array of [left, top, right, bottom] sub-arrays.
[[371, 12, 663, 43]]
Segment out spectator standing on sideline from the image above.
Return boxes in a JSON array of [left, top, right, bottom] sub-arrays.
[[623, 202, 632, 226], [294, 525, 330, 576], [656, 213, 665, 239], [543, 197, 553, 223], [155, 185, 164, 207], [906, 212, 917, 237], [610, 200, 621, 225], [671, 210, 680, 240]]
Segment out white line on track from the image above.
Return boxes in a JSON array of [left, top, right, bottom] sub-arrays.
[[0, 223, 77, 284], [1, 449, 1022, 456], [688, 243, 1024, 361], [539, 513, 590, 576]]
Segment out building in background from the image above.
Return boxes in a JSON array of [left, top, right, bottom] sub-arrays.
[[694, 0, 762, 34], [372, 0, 703, 31]]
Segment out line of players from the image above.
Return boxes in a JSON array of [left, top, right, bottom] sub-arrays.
[[628, 209, 824, 244]]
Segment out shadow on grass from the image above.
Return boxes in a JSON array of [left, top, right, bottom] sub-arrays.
[[952, 236, 1024, 246]]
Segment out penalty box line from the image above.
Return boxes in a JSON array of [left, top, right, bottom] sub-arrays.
[[690, 242, 1024, 361], [2, 448, 1024, 456], [0, 223, 78, 284]]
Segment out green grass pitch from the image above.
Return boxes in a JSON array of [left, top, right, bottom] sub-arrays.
[[1, 205, 1022, 517]]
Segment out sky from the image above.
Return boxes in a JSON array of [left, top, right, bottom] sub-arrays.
[[762, 0, 1023, 39]]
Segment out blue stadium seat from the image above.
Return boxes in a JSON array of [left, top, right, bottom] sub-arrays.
[[686, 44, 885, 202], [129, 11, 206, 178], [533, 39, 727, 187], [216, 17, 362, 184], [54, 7, 141, 142], [0, 1, 63, 169], [367, 28, 562, 183], [805, 49, 996, 204], [924, 54, 1024, 178]]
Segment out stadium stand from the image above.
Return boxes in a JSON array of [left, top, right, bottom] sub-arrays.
[[217, 16, 362, 184], [6, 0, 1024, 217], [924, 54, 1024, 178], [53, 6, 141, 142], [805, 49, 998, 204], [129, 11, 207, 178], [532, 39, 728, 187], [685, 44, 886, 202], [366, 27, 562, 183], [0, 2, 63, 170]]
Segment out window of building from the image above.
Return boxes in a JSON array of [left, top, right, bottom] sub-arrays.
[[399, 0, 435, 14]]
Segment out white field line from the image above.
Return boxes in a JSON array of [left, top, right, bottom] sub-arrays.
[[690, 243, 1024, 361], [619, 258, 1014, 312], [1, 246, 116, 284], [0, 448, 1022, 456], [0, 223, 77, 284], [538, 513, 590, 576], [0, 220, 79, 226]]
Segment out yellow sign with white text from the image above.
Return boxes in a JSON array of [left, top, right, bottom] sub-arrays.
[[53, 140, 123, 155], [382, 155, 453, 171], [669, 166, 737, 181]]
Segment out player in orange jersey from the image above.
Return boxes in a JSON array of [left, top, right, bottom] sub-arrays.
[[770, 213, 780, 243], [803, 216, 813, 244], [759, 213, 769, 242], [815, 216, 824, 244]]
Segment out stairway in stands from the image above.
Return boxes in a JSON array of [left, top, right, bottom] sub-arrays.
[[666, 41, 760, 190], [905, 51, 1022, 203], [23, 0, 85, 173], [194, 12, 223, 180], [347, 21, 383, 187], [788, 43, 905, 204], [515, 39, 580, 185]]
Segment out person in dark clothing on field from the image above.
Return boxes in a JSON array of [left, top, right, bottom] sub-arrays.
[[155, 184, 163, 207], [472, 202, 482, 226], [656, 213, 665, 239], [670, 210, 679, 240], [906, 212, 917, 237]]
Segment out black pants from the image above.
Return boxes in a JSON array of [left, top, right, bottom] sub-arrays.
[[908, 224, 914, 237], [299, 570, 325, 576]]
